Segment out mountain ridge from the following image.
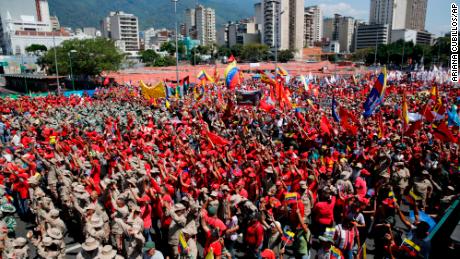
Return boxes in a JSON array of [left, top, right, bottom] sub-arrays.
[[48, 0, 258, 31]]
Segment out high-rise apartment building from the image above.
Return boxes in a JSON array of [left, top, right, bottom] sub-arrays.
[[184, 8, 195, 37], [260, 0, 304, 58], [185, 5, 216, 46], [304, 6, 322, 47], [322, 14, 356, 53], [107, 11, 140, 54], [405, 0, 427, 31], [195, 5, 216, 46], [369, 0, 427, 31], [323, 18, 334, 40]]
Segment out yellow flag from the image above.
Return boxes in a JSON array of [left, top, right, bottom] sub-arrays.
[[140, 80, 166, 100]]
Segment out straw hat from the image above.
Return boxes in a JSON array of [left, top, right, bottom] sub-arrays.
[[97, 245, 117, 259], [89, 216, 104, 228], [47, 228, 63, 240], [81, 237, 99, 251]]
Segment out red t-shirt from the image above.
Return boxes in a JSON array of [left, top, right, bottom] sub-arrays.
[[245, 221, 264, 248], [313, 196, 336, 225], [354, 177, 367, 198]]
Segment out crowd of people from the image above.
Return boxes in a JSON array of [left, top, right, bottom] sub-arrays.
[[0, 69, 459, 259]]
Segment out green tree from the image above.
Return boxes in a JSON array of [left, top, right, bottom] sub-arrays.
[[140, 49, 159, 63], [241, 44, 270, 62], [230, 44, 244, 58], [278, 49, 294, 63], [352, 48, 372, 62], [25, 44, 47, 53], [38, 38, 124, 76], [218, 45, 231, 57], [190, 47, 202, 65], [160, 41, 186, 58], [153, 56, 176, 67], [160, 41, 176, 56]]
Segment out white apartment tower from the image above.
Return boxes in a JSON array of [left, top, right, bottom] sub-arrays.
[[185, 8, 195, 37], [261, 0, 304, 59], [195, 5, 216, 46], [108, 11, 140, 54], [369, 0, 427, 31], [304, 6, 322, 47]]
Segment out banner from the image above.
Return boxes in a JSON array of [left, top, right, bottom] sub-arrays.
[[235, 90, 261, 106], [140, 80, 166, 100]]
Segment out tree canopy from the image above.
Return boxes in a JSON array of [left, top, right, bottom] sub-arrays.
[[140, 49, 159, 64], [38, 38, 124, 76], [25, 44, 47, 53], [352, 36, 451, 67]]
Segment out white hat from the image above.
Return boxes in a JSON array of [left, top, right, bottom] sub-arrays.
[[89, 216, 104, 228], [340, 171, 352, 180], [82, 237, 99, 251], [47, 227, 63, 240], [13, 237, 27, 247], [97, 245, 117, 259], [173, 203, 186, 212]]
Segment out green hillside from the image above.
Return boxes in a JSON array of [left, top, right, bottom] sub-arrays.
[[48, 0, 258, 30]]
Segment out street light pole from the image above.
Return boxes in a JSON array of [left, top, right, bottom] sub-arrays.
[[52, 30, 60, 94], [68, 50, 77, 91], [401, 41, 405, 69], [374, 27, 378, 65], [172, 0, 180, 96], [274, 0, 280, 73]]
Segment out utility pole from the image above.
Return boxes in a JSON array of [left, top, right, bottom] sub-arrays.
[[172, 0, 180, 96], [52, 30, 60, 94]]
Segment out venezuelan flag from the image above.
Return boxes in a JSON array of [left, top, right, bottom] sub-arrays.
[[363, 68, 387, 118], [276, 65, 289, 77], [178, 232, 188, 255], [197, 70, 207, 81], [281, 229, 295, 244], [330, 246, 344, 259], [224, 60, 240, 89], [284, 192, 298, 202]]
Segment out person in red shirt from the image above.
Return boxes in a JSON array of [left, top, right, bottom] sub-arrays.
[[313, 189, 336, 235], [244, 215, 264, 259]]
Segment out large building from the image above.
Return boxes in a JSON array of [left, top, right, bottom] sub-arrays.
[[323, 14, 356, 53], [304, 6, 322, 47], [323, 18, 334, 40], [219, 18, 260, 48], [106, 11, 140, 55], [369, 0, 428, 31], [185, 5, 216, 46], [0, 0, 77, 55], [406, 0, 428, 31], [355, 23, 390, 49], [184, 8, 195, 37], [260, 0, 304, 59], [195, 5, 216, 46]]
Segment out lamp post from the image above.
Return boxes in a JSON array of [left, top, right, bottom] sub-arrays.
[[172, 0, 180, 95], [68, 50, 77, 91], [52, 30, 60, 94]]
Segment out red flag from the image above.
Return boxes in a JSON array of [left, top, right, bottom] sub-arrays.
[[422, 104, 435, 122], [207, 131, 230, 146], [259, 98, 275, 112], [320, 116, 333, 136], [228, 54, 235, 63], [432, 122, 457, 143], [405, 120, 422, 136], [103, 77, 110, 86]]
